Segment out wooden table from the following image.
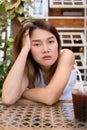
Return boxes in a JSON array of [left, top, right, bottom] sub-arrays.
[[0, 99, 87, 130]]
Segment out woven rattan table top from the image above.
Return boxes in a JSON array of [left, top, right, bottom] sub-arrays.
[[0, 99, 87, 130]]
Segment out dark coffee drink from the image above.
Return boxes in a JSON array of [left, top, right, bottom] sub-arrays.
[[72, 90, 87, 121]]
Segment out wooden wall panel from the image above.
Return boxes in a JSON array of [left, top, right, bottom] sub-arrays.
[[48, 19, 84, 28]]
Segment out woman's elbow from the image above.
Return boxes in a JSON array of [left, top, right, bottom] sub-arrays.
[[46, 100, 57, 106], [44, 94, 59, 106], [1, 90, 19, 105], [1, 95, 16, 105]]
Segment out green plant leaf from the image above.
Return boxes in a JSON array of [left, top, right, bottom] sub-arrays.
[[17, 16, 25, 22], [6, 3, 15, 11], [6, 0, 21, 10], [8, 37, 14, 43], [15, 5, 24, 15], [14, 0, 21, 8], [9, 13, 16, 20], [0, 2, 5, 13], [8, 9, 15, 15]]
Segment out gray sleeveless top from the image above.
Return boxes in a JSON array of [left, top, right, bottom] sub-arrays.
[[35, 69, 77, 100]]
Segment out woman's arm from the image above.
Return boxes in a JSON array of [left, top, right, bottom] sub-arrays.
[[2, 31, 30, 105], [23, 49, 75, 105], [2, 48, 29, 105]]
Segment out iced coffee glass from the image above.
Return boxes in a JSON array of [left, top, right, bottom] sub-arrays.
[[72, 81, 87, 121]]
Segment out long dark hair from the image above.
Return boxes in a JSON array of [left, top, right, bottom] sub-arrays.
[[11, 19, 61, 88]]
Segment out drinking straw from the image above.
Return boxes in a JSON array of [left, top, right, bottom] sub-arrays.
[[74, 64, 84, 93]]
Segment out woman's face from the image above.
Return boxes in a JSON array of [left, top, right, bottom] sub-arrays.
[[30, 28, 58, 69]]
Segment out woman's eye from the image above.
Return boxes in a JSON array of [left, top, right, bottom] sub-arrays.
[[33, 43, 41, 46], [48, 40, 54, 44]]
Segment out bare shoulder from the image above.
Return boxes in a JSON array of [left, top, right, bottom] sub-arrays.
[[60, 49, 75, 59], [59, 49, 75, 65]]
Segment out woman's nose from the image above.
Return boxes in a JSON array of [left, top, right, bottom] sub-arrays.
[[41, 44, 49, 53]]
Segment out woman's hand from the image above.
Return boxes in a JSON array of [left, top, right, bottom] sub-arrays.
[[22, 30, 31, 51]]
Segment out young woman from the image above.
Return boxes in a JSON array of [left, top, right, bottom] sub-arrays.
[[2, 20, 77, 105]]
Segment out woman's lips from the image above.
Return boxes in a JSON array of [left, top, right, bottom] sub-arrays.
[[43, 56, 51, 60]]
